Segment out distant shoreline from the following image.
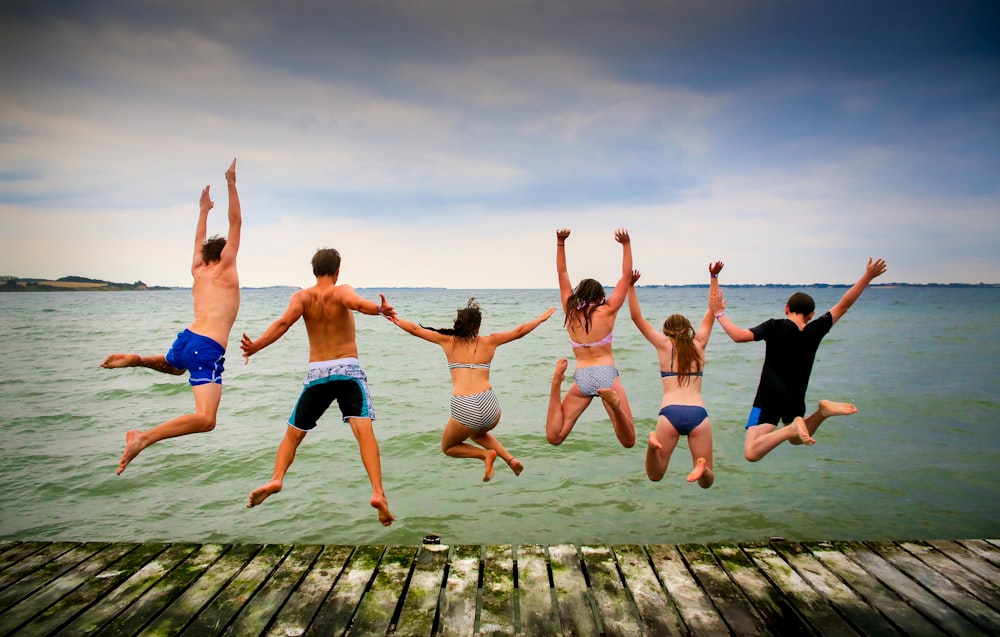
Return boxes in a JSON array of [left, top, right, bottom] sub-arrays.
[[2, 276, 998, 293]]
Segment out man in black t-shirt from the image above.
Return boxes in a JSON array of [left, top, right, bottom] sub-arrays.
[[711, 258, 887, 462]]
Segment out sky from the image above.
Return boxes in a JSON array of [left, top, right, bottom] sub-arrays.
[[1, 1, 998, 289]]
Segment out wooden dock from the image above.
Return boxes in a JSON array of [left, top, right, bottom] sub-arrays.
[[1, 538, 998, 636]]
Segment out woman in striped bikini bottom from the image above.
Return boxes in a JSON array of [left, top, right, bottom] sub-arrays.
[[390, 298, 555, 482]]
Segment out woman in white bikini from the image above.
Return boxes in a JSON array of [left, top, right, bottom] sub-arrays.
[[546, 228, 636, 448], [627, 262, 723, 488], [391, 299, 554, 481]]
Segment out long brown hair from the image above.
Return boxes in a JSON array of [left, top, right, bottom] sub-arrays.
[[664, 314, 702, 385], [564, 278, 605, 333]]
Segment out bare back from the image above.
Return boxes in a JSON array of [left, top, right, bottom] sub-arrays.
[[566, 305, 619, 366], [657, 338, 706, 408], [189, 261, 240, 349], [299, 283, 362, 362], [444, 336, 501, 396]]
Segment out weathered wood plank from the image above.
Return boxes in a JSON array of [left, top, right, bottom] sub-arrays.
[[808, 541, 947, 637], [924, 540, 1000, 590], [612, 544, 684, 637], [479, 544, 514, 637], [742, 542, 859, 637], [774, 542, 899, 637], [222, 544, 320, 636], [514, 545, 561, 637], [646, 543, 728, 636], [548, 544, 599, 637], [264, 545, 353, 637], [840, 540, 989, 637], [180, 543, 290, 637], [710, 543, 813, 637], [137, 543, 262, 636], [0, 542, 107, 616], [97, 543, 226, 636], [958, 540, 1000, 569], [898, 541, 1000, 612], [0, 542, 139, 637], [349, 545, 416, 636], [9, 543, 169, 637], [0, 541, 91, 598], [579, 545, 640, 637], [0, 542, 53, 579], [307, 544, 384, 637], [867, 540, 1000, 634], [60, 543, 200, 635], [393, 544, 448, 637], [679, 542, 766, 637], [438, 544, 479, 637]]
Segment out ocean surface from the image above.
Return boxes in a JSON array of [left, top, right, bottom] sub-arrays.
[[1, 286, 998, 546]]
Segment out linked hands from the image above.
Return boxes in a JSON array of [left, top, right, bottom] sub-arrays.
[[377, 293, 398, 320]]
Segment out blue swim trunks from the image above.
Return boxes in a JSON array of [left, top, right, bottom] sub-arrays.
[[165, 329, 226, 386], [573, 365, 619, 397], [289, 357, 375, 431]]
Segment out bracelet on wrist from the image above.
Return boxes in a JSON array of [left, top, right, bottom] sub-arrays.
[[710, 274, 718, 279], [376, 304, 383, 315], [715, 312, 726, 320]]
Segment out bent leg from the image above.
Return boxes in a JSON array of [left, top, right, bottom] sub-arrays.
[[802, 399, 858, 436], [117, 381, 221, 475], [598, 377, 635, 448], [441, 419, 498, 481], [744, 420, 813, 462], [348, 417, 394, 526], [102, 353, 184, 375], [645, 418, 680, 481], [467, 412, 522, 476], [686, 421, 714, 488], [545, 360, 592, 445], [248, 425, 307, 507]]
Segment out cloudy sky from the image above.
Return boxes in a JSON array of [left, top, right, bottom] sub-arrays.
[[2, 1, 998, 288]]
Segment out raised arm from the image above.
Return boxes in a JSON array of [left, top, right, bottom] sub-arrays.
[[487, 307, 556, 345], [389, 316, 451, 345], [556, 228, 572, 310], [694, 261, 724, 346], [829, 258, 887, 324], [710, 279, 754, 343], [191, 185, 213, 271], [627, 270, 665, 346], [219, 158, 242, 264], [604, 228, 633, 311], [241, 292, 306, 362]]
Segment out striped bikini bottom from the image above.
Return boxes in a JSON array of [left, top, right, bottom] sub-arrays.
[[450, 390, 501, 431]]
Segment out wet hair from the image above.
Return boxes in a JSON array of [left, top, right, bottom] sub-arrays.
[[564, 278, 605, 333], [663, 314, 702, 385], [423, 298, 482, 342], [201, 235, 226, 263], [786, 292, 816, 316], [312, 248, 342, 277]]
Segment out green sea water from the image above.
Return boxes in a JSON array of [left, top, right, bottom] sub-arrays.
[[0, 286, 997, 546]]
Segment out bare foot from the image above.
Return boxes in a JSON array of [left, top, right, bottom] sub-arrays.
[[687, 457, 707, 483], [371, 494, 394, 527], [102, 353, 141, 369], [483, 450, 497, 482], [818, 399, 858, 418], [647, 431, 663, 450], [508, 458, 524, 476], [792, 417, 816, 446], [597, 388, 621, 412], [116, 430, 144, 475], [553, 358, 568, 381], [247, 480, 282, 507]]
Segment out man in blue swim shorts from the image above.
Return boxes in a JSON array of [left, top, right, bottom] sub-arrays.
[[101, 159, 242, 476], [241, 248, 396, 527], [711, 257, 887, 462]]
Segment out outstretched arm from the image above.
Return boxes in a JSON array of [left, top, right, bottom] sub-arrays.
[[220, 158, 241, 264], [829, 258, 887, 324], [341, 288, 397, 320], [389, 316, 450, 344], [241, 292, 305, 362], [604, 228, 633, 311], [627, 270, 664, 345], [556, 228, 572, 310], [710, 284, 754, 343], [191, 185, 213, 271], [695, 261, 724, 346], [488, 307, 556, 345]]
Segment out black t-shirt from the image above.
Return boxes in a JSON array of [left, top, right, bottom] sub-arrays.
[[749, 311, 833, 418]]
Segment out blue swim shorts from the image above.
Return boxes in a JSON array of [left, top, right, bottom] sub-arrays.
[[165, 329, 226, 386]]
